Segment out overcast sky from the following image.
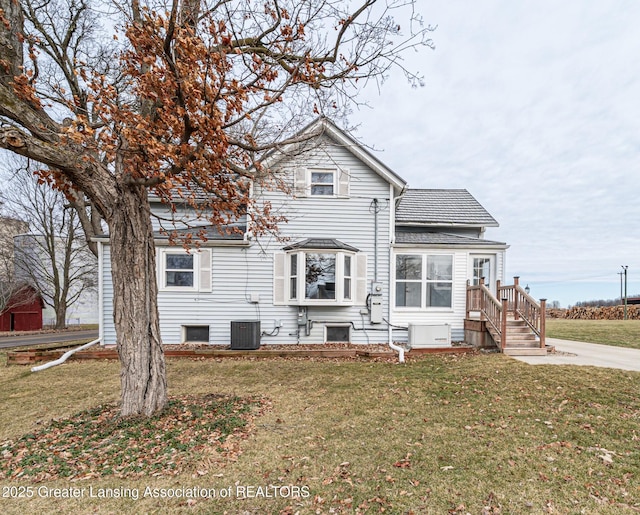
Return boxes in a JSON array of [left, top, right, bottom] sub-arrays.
[[351, 0, 640, 307], [1, 1, 637, 307]]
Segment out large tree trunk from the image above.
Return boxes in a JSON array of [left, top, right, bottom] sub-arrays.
[[54, 303, 67, 330], [108, 186, 167, 417]]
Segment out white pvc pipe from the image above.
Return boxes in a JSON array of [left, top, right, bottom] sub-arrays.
[[388, 340, 405, 363], [31, 338, 101, 372]]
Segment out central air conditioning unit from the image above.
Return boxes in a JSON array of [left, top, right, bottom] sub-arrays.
[[408, 324, 451, 349], [230, 320, 261, 350]]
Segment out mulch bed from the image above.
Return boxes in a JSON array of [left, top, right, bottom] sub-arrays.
[[6, 342, 475, 365]]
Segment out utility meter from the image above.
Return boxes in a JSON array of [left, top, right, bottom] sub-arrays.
[[370, 282, 383, 324]]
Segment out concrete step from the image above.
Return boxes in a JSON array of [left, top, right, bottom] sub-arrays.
[[503, 347, 548, 356]]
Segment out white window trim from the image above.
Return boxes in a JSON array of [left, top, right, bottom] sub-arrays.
[[470, 254, 495, 291], [288, 250, 354, 306], [308, 168, 337, 197], [324, 323, 352, 343], [394, 252, 454, 311], [158, 248, 211, 292], [182, 325, 210, 343], [294, 167, 350, 198]]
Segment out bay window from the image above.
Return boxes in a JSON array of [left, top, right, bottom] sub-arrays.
[[274, 239, 366, 306], [305, 253, 337, 299]]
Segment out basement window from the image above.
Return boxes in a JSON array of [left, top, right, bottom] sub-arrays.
[[326, 325, 351, 343], [183, 325, 210, 343]]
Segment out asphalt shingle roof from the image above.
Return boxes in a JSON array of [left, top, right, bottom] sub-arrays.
[[282, 238, 360, 252], [395, 230, 506, 247], [153, 224, 246, 241], [396, 189, 498, 227]]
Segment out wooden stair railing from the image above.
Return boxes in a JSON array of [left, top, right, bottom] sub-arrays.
[[467, 277, 547, 350], [466, 278, 505, 348]]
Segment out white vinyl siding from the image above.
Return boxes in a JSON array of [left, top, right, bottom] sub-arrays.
[[101, 134, 395, 345]]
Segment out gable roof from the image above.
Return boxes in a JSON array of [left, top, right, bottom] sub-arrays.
[[263, 117, 407, 194], [316, 118, 407, 193], [396, 189, 499, 227]]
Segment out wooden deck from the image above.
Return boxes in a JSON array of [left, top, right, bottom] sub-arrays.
[[466, 277, 547, 356]]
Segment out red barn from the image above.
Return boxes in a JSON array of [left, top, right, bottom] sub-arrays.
[[0, 285, 44, 332]]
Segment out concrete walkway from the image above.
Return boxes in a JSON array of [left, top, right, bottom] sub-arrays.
[[510, 337, 640, 372]]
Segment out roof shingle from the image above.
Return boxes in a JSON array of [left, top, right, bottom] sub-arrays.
[[395, 230, 506, 247], [396, 189, 498, 227]]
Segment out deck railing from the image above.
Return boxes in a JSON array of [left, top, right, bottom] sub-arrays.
[[466, 278, 504, 348], [467, 276, 546, 349]]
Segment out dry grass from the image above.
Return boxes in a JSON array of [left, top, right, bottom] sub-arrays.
[[1, 351, 640, 514], [546, 319, 640, 349]]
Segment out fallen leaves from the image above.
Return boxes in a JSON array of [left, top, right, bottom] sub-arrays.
[[0, 394, 267, 482]]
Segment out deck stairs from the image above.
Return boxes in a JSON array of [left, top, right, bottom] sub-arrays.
[[467, 277, 547, 356], [488, 317, 547, 356]]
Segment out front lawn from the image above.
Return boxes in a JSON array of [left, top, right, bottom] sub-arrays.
[[1, 351, 639, 514], [546, 318, 640, 349]]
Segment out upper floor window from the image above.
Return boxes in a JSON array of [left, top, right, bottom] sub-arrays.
[[294, 167, 350, 198], [395, 253, 453, 309], [310, 170, 335, 196]]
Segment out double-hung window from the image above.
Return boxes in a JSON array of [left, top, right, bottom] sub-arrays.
[[158, 248, 212, 292], [395, 254, 453, 309], [165, 254, 194, 287], [294, 167, 350, 197], [309, 170, 335, 196]]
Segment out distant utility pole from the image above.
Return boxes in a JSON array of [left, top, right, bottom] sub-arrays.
[[618, 271, 624, 304], [621, 265, 628, 320]]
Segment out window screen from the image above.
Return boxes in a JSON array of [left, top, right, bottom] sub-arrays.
[[184, 326, 209, 342]]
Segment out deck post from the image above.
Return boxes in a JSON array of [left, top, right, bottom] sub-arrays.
[[466, 280, 470, 319], [513, 276, 520, 320], [501, 297, 508, 350], [539, 298, 547, 349]]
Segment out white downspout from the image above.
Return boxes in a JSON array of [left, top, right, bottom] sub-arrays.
[[387, 183, 405, 363], [98, 240, 104, 344], [31, 338, 101, 372]]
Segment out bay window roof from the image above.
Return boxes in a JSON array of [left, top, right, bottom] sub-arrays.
[[282, 238, 359, 252]]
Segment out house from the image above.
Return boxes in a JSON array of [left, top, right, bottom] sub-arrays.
[[96, 118, 512, 349], [0, 284, 44, 331]]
